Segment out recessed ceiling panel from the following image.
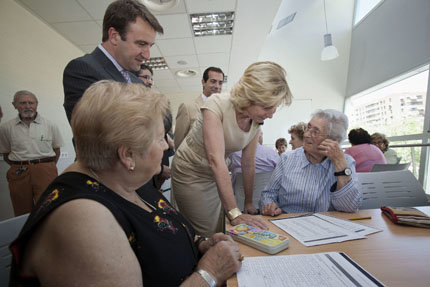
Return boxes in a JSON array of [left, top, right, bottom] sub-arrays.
[[197, 52, 230, 71], [19, 0, 92, 23], [77, 0, 113, 20], [194, 34, 232, 54], [156, 13, 192, 39], [165, 54, 199, 69], [52, 21, 101, 46], [185, 0, 236, 14], [156, 38, 195, 56]]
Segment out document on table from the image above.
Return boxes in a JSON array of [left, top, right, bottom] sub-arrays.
[[270, 213, 381, 246], [237, 252, 385, 287]]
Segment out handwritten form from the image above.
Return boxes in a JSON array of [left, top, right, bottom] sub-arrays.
[[237, 252, 384, 287]]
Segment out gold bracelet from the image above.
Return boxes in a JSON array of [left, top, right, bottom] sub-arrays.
[[227, 207, 242, 221]]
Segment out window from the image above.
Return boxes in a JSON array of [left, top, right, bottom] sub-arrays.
[[353, 0, 384, 25], [345, 66, 429, 193]]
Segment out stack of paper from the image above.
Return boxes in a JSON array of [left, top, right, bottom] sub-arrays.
[[270, 213, 381, 247]]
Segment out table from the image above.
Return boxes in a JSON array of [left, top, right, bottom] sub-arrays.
[[226, 207, 430, 287]]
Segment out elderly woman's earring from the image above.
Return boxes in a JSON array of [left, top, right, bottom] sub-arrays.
[[129, 165, 135, 171]]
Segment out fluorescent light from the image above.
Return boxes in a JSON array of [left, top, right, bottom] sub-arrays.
[[141, 57, 168, 70], [190, 12, 235, 37]]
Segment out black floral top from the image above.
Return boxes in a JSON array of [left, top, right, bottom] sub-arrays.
[[9, 172, 198, 287]]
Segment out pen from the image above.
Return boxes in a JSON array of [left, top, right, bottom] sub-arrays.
[[349, 216, 372, 221]]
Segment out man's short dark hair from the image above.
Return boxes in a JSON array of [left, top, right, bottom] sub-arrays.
[[202, 67, 224, 82], [140, 64, 153, 75], [348, 128, 371, 145], [102, 0, 163, 42]]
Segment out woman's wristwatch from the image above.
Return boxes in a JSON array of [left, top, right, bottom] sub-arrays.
[[196, 269, 217, 287], [227, 207, 242, 221]]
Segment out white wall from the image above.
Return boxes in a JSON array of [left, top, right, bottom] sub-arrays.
[[0, 0, 82, 220], [347, 0, 430, 96], [258, 0, 354, 131]]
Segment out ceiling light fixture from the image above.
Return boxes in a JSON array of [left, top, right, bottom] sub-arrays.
[[142, 57, 168, 70], [141, 0, 180, 12], [190, 12, 235, 37], [321, 0, 339, 61], [175, 69, 198, 78]]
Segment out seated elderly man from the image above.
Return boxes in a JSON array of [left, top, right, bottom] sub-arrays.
[[260, 109, 362, 216]]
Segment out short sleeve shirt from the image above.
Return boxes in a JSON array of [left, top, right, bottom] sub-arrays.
[[0, 114, 64, 161]]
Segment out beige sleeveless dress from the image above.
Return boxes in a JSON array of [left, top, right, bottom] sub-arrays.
[[171, 93, 260, 237]]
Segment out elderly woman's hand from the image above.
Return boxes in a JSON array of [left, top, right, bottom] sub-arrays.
[[198, 233, 234, 255], [231, 214, 268, 229], [261, 203, 282, 217], [197, 239, 242, 285], [317, 139, 346, 164]]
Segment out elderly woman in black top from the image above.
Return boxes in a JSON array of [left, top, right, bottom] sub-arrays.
[[10, 81, 241, 287]]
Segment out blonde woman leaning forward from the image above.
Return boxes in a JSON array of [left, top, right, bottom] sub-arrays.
[[9, 81, 242, 287], [171, 62, 292, 237]]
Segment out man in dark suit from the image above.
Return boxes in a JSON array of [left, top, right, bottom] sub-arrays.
[[63, 0, 164, 123]]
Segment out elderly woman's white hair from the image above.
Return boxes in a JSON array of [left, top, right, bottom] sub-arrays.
[[311, 109, 349, 142]]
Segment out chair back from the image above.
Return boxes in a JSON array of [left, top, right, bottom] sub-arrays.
[[0, 214, 29, 286], [234, 171, 273, 211], [371, 162, 410, 172], [357, 170, 429, 209]]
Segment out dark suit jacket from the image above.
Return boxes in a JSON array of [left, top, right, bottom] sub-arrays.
[[63, 47, 142, 123]]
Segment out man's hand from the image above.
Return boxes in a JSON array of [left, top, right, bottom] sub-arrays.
[[244, 203, 258, 215], [261, 203, 282, 217]]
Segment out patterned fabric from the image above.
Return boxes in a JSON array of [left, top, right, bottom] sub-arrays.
[[260, 147, 362, 213], [9, 172, 198, 287], [344, 143, 386, 172]]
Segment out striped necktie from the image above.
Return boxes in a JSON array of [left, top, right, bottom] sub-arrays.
[[121, 70, 131, 83]]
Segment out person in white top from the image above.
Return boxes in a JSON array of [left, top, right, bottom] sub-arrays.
[[0, 90, 63, 215]]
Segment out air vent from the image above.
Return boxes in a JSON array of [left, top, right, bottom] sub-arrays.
[[277, 12, 296, 30], [142, 57, 168, 70]]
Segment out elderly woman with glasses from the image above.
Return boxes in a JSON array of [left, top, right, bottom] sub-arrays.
[[260, 109, 361, 216]]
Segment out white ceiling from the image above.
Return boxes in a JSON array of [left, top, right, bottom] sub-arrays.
[[15, 0, 282, 111]]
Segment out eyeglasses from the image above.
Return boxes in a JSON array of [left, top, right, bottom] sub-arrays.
[[304, 124, 326, 138], [140, 75, 153, 82]]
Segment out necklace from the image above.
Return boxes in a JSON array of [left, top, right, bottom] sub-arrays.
[[89, 168, 100, 181], [136, 193, 157, 210], [89, 168, 156, 211]]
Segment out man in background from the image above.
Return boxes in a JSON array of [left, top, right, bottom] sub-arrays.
[[0, 90, 63, 216], [174, 66, 224, 149], [63, 0, 163, 123], [137, 63, 153, 88]]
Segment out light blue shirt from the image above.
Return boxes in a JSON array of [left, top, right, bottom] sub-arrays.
[[260, 147, 362, 213]]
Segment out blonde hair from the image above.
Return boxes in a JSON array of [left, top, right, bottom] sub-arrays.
[[230, 61, 292, 112], [71, 80, 169, 170]]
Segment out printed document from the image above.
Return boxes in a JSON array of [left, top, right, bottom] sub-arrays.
[[271, 213, 381, 246], [237, 252, 384, 287]]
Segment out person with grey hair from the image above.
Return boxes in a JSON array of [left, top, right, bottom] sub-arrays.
[[0, 90, 63, 216], [260, 109, 361, 216]]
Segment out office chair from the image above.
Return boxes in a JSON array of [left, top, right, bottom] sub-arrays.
[[0, 214, 29, 286], [370, 162, 410, 172], [357, 170, 429, 209], [234, 171, 273, 211]]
